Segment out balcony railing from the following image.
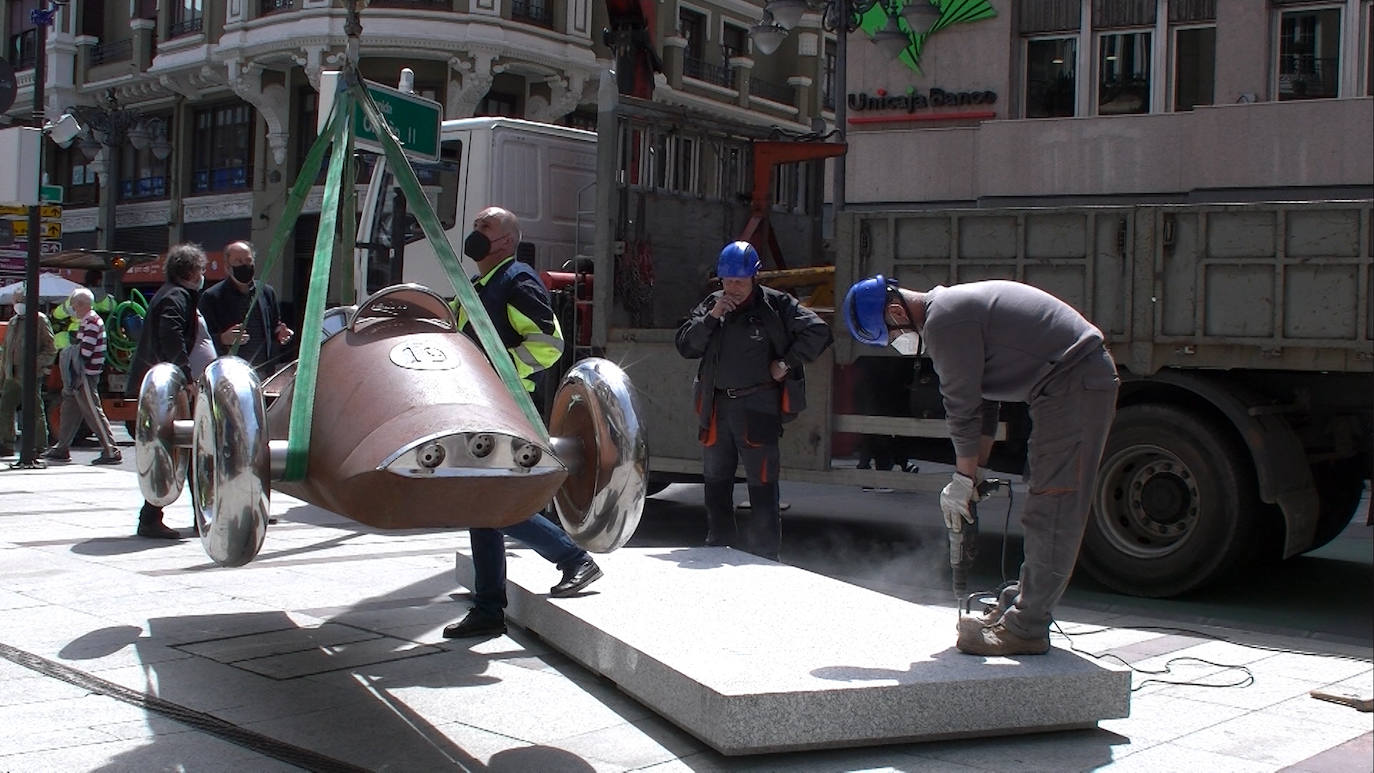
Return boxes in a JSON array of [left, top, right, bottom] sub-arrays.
[[260, 0, 295, 14], [750, 76, 792, 105], [512, 0, 554, 28], [192, 165, 253, 193], [90, 38, 133, 65], [121, 176, 168, 201], [168, 15, 204, 39], [683, 57, 733, 89]]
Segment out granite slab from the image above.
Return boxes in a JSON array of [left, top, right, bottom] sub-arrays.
[[455, 546, 1131, 755]]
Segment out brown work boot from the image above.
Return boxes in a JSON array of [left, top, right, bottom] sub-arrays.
[[957, 621, 1050, 656], [956, 584, 1018, 637]]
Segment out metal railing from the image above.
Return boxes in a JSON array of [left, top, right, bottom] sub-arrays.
[[167, 16, 204, 38], [749, 76, 792, 105], [512, 0, 554, 28], [90, 38, 133, 65], [260, 0, 294, 14], [683, 57, 733, 89]]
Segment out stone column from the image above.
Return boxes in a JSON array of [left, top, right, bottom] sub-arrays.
[[662, 35, 687, 90], [730, 56, 754, 108], [131, 19, 155, 72]]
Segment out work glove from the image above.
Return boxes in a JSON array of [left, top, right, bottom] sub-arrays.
[[940, 472, 977, 531]]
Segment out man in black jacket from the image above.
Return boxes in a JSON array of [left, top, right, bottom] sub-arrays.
[[125, 243, 208, 539], [675, 241, 833, 560], [199, 240, 293, 373]]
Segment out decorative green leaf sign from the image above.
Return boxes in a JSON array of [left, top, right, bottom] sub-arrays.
[[859, 0, 998, 74]]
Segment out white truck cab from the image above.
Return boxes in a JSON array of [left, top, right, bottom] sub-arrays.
[[355, 117, 596, 300]]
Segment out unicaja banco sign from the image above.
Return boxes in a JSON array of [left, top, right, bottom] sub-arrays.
[[849, 87, 997, 112]]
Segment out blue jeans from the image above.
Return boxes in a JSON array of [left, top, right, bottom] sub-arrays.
[[469, 513, 586, 617]]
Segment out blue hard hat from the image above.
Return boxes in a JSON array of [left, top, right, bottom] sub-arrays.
[[716, 241, 761, 278], [842, 274, 896, 346]]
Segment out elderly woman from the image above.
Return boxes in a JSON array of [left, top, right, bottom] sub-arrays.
[[125, 243, 208, 539]]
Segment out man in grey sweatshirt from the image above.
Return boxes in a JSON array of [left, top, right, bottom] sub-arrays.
[[842, 276, 1119, 656]]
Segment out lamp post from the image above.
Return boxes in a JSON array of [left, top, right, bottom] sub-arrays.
[[13, 2, 64, 468], [749, 0, 941, 217], [67, 92, 147, 251]]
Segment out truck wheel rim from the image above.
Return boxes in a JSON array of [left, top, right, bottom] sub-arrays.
[[1095, 444, 1200, 560]]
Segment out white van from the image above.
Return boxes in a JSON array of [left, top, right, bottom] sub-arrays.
[[355, 117, 597, 300]]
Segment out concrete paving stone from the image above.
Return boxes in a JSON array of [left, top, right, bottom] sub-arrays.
[[1101, 739, 1282, 773], [89, 654, 322, 716], [1099, 692, 1248, 744], [388, 656, 658, 741], [0, 604, 121, 651], [205, 676, 380, 727], [0, 672, 96, 707], [239, 700, 507, 770], [0, 585, 44, 611], [1150, 671, 1324, 711], [897, 728, 1153, 771], [1267, 690, 1374, 732], [0, 693, 149, 743], [552, 712, 708, 770], [430, 718, 637, 772], [1252, 651, 1374, 683], [1174, 710, 1371, 767], [1284, 730, 1373, 773], [0, 731, 303, 772]]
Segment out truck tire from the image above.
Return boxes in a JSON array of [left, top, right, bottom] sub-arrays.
[[1304, 458, 1367, 552], [1079, 404, 1259, 597]]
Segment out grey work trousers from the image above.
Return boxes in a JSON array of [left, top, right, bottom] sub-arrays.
[[1001, 347, 1119, 639], [54, 373, 118, 456]]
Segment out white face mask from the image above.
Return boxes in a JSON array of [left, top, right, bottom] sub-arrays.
[[12, 302, 24, 315], [889, 331, 923, 357]]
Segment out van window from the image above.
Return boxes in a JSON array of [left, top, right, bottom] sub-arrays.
[[372, 140, 461, 249], [367, 140, 461, 294]]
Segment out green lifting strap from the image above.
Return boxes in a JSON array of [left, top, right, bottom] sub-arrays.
[[282, 86, 353, 481], [348, 75, 548, 441]]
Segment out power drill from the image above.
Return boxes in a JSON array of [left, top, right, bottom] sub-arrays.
[[949, 477, 1006, 598]]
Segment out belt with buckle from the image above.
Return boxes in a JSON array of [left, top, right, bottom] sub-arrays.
[[717, 383, 778, 399]]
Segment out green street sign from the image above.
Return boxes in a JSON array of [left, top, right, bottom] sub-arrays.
[[40, 184, 62, 203], [353, 80, 441, 162]]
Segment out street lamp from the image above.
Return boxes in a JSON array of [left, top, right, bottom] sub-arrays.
[[66, 92, 148, 251]]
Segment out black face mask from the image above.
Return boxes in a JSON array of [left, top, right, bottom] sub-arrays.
[[463, 231, 490, 260], [231, 263, 255, 283]]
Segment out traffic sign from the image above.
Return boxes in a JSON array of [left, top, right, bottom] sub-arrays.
[[319, 72, 441, 162], [41, 184, 62, 203]]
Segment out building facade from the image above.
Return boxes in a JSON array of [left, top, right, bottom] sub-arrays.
[[3, 0, 1371, 297], [840, 0, 1373, 206], [2, 0, 828, 295]]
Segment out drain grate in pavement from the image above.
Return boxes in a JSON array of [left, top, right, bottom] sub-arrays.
[[172, 621, 442, 679]]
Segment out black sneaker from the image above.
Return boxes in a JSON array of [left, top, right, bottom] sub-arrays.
[[442, 610, 507, 639], [136, 522, 182, 539], [550, 557, 603, 597], [44, 447, 71, 462], [91, 453, 123, 466]]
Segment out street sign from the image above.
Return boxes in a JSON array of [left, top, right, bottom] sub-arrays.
[[41, 184, 62, 203], [318, 72, 442, 162], [10, 219, 61, 239], [0, 204, 61, 218]]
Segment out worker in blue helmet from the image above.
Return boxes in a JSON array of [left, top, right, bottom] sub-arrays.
[[675, 241, 832, 560], [841, 275, 1119, 657]]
